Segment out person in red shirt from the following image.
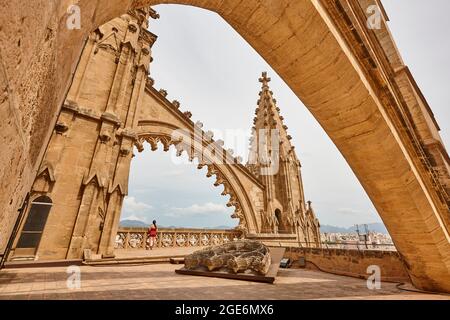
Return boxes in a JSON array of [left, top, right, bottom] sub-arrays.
[[147, 220, 157, 250]]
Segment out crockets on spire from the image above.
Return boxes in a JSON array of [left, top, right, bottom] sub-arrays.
[[247, 72, 298, 174]]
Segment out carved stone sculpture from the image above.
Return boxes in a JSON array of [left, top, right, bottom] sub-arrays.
[[184, 240, 271, 275]]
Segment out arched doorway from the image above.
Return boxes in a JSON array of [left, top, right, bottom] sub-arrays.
[[15, 196, 53, 257]]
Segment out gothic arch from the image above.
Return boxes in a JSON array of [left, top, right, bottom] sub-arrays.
[[134, 122, 263, 235], [113, 3, 448, 290], [0, 0, 448, 292], [107, 1, 450, 292]]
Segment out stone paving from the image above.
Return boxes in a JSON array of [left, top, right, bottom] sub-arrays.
[[0, 263, 449, 300], [114, 247, 206, 259]]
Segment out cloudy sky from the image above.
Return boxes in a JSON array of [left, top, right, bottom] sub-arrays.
[[122, 1, 450, 229]]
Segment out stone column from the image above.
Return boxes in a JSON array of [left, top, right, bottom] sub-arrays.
[[98, 190, 124, 258], [66, 182, 100, 259]]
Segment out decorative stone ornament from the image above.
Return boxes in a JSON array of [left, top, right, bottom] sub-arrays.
[[159, 89, 168, 97], [184, 240, 271, 275], [172, 100, 181, 109], [183, 111, 192, 119]]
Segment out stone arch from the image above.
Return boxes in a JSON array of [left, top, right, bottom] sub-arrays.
[[102, 1, 450, 291], [0, 0, 448, 292], [134, 123, 262, 235]]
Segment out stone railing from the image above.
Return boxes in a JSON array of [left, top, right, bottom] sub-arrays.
[[115, 227, 243, 249]]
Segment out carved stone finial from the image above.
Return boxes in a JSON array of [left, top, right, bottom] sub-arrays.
[[172, 100, 180, 109], [195, 121, 204, 129], [147, 77, 155, 86], [205, 131, 214, 141], [159, 89, 168, 97], [216, 139, 224, 147], [259, 72, 271, 88], [183, 111, 192, 119]]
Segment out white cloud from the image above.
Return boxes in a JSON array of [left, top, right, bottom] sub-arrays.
[[123, 197, 153, 214], [165, 202, 229, 217]]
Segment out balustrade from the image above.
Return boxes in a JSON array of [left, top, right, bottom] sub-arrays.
[[115, 227, 242, 249]]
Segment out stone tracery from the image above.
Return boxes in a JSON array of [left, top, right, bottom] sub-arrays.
[[133, 131, 250, 233]]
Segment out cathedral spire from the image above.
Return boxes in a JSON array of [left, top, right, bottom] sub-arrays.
[[247, 72, 298, 174], [246, 72, 319, 244]]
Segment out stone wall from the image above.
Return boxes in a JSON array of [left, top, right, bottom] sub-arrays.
[[0, 1, 61, 255], [284, 247, 410, 283]]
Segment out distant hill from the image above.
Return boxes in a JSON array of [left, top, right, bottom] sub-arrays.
[[204, 225, 235, 230], [120, 220, 149, 228], [119, 220, 234, 230], [320, 223, 389, 234], [120, 220, 387, 234]]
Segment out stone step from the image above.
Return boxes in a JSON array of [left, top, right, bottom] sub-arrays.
[[4, 259, 83, 269]]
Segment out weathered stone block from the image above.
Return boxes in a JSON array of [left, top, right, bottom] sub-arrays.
[[185, 240, 271, 275]]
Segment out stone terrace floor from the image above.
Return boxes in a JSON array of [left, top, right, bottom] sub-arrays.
[[0, 263, 449, 300], [114, 247, 206, 259]]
